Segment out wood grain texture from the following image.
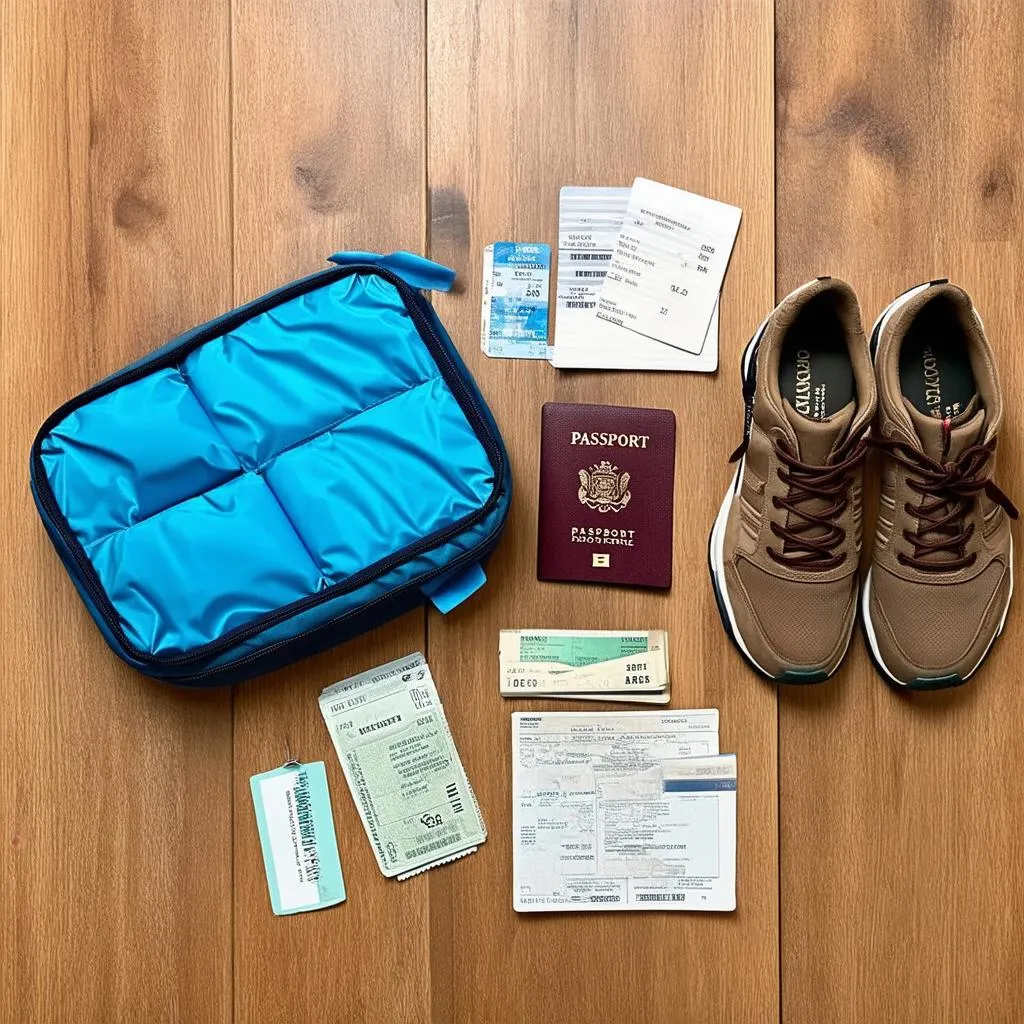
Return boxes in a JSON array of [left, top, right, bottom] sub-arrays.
[[777, 2, 1024, 1020], [228, 2, 431, 1022], [11, 1, 1022, 1020], [425, 2, 777, 1022], [0, 1, 234, 1022]]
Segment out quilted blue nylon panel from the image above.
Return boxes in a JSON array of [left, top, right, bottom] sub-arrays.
[[37, 271, 498, 659]]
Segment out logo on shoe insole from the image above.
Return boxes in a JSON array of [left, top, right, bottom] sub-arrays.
[[794, 349, 812, 415], [922, 346, 942, 413]]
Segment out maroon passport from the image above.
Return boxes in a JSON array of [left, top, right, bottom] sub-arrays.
[[537, 402, 676, 588]]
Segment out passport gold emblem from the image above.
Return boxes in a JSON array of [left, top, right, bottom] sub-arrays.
[[578, 461, 631, 513]]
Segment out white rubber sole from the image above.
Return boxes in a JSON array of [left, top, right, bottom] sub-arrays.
[[862, 283, 1014, 687], [710, 462, 774, 676], [709, 332, 772, 677]]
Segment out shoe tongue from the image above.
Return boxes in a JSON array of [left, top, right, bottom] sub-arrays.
[[902, 395, 984, 461], [782, 399, 856, 465]]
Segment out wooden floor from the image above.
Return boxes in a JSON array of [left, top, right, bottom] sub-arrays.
[[2, 1, 1022, 1021]]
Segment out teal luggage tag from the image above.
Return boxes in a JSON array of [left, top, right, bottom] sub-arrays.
[[250, 759, 346, 915]]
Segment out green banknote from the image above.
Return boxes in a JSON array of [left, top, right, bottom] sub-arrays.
[[511, 631, 659, 667], [499, 629, 669, 698]]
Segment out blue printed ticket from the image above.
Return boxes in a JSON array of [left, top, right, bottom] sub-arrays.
[[480, 242, 551, 359]]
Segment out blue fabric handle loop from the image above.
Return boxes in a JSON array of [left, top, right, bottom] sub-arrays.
[[421, 562, 487, 614], [327, 251, 455, 293]]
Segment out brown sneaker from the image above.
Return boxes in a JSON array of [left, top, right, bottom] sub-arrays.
[[863, 281, 1018, 689], [709, 278, 876, 682]]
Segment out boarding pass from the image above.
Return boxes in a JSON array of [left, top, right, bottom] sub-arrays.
[[552, 184, 721, 371]]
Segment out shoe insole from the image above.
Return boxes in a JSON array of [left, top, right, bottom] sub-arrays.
[[779, 296, 855, 420], [899, 297, 977, 419]]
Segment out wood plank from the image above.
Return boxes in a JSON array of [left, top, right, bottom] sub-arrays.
[[228, 2, 430, 1021], [0, 0, 233, 1021], [426, 2, 777, 1021], [777, 2, 1024, 1020]]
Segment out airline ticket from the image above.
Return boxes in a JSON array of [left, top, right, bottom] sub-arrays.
[[552, 184, 722, 371], [594, 177, 740, 355]]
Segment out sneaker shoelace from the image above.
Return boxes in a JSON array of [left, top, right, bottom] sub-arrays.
[[730, 435, 867, 571], [868, 434, 1019, 571]]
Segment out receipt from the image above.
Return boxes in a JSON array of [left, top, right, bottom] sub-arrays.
[[512, 711, 735, 912], [552, 184, 721, 371], [320, 653, 486, 880], [594, 177, 741, 355]]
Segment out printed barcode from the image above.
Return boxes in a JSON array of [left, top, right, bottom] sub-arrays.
[[405, 832, 460, 861], [293, 771, 321, 883], [445, 782, 464, 814], [566, 301, 596, 309], [574, 270, 605, 278], [569, 253, 612, 261]]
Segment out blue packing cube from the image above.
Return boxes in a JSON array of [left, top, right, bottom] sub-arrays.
[[30, 251, 512, 686]]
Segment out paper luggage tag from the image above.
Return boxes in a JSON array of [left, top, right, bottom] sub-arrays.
[[250, 760, 346, 916]]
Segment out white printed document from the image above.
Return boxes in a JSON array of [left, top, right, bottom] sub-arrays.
[[594, 177, 740, 356], [512, 711, 736, 912], [552, 182, 732, 371], [553, 186, 631, 360]]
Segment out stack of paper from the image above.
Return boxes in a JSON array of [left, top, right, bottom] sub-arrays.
[[511, 710, 736, 912], [319, 653, 486, 880], [499, 628, 670, 704], [552, 178, 741, 372]]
